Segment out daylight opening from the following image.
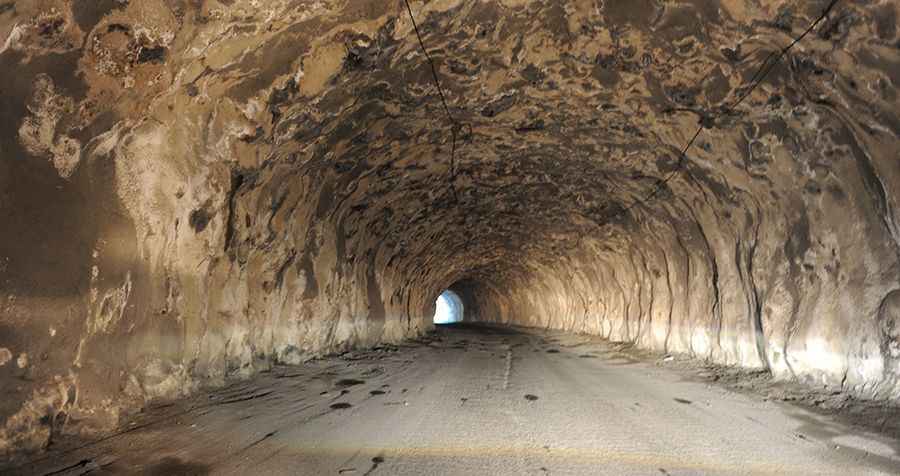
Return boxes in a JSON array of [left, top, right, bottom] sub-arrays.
[[433, 290, 464, 324]]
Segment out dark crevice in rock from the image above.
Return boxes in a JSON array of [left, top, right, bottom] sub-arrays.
[[224, 170, 255, 258]]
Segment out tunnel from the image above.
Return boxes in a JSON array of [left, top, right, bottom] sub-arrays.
[[1, 0, 899, 474]]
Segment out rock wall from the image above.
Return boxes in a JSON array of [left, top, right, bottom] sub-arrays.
[[1, 0, 898, 459], [474, 207, 900, 396]]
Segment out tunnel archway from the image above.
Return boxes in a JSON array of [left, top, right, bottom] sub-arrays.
[[433, 290, 464, 324]]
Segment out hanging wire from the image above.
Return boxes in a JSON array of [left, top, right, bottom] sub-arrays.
[[402, 0, 472, 203], [401, 0, 841, 220], [616, 0, 840, 218]]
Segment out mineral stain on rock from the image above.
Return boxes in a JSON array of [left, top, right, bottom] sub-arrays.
[[137, 46, 166, 64], [189, 208, 211, 233]]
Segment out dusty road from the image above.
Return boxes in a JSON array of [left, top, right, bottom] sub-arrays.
[[8, 324, 900, 475]]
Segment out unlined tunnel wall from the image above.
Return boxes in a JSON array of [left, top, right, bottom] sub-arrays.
[[0, 2, 447, 454], [1, 108, 458, 453], [470, 128, 900, 393], [473, 182, 900, 397], [1, 0, 899, 459], [0, 114, 444, 454]]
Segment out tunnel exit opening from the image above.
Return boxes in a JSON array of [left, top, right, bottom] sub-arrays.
[[433, 290, 464, 324]]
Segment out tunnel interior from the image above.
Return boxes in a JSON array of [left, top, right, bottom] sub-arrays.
[[0, 0, 899, 460]]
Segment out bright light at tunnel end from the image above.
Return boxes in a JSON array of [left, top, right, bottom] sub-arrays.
[[433, 290, 463, 324]]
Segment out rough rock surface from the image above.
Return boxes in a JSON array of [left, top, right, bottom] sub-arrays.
[[0, 0, 898, 458]]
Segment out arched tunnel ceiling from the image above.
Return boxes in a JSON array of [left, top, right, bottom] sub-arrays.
[[1, 0, 899, 457], [196, 0, 843, 286], [7, 0, 897, 291]]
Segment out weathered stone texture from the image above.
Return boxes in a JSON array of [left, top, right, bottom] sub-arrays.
[[0, 0, 897, 458]]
